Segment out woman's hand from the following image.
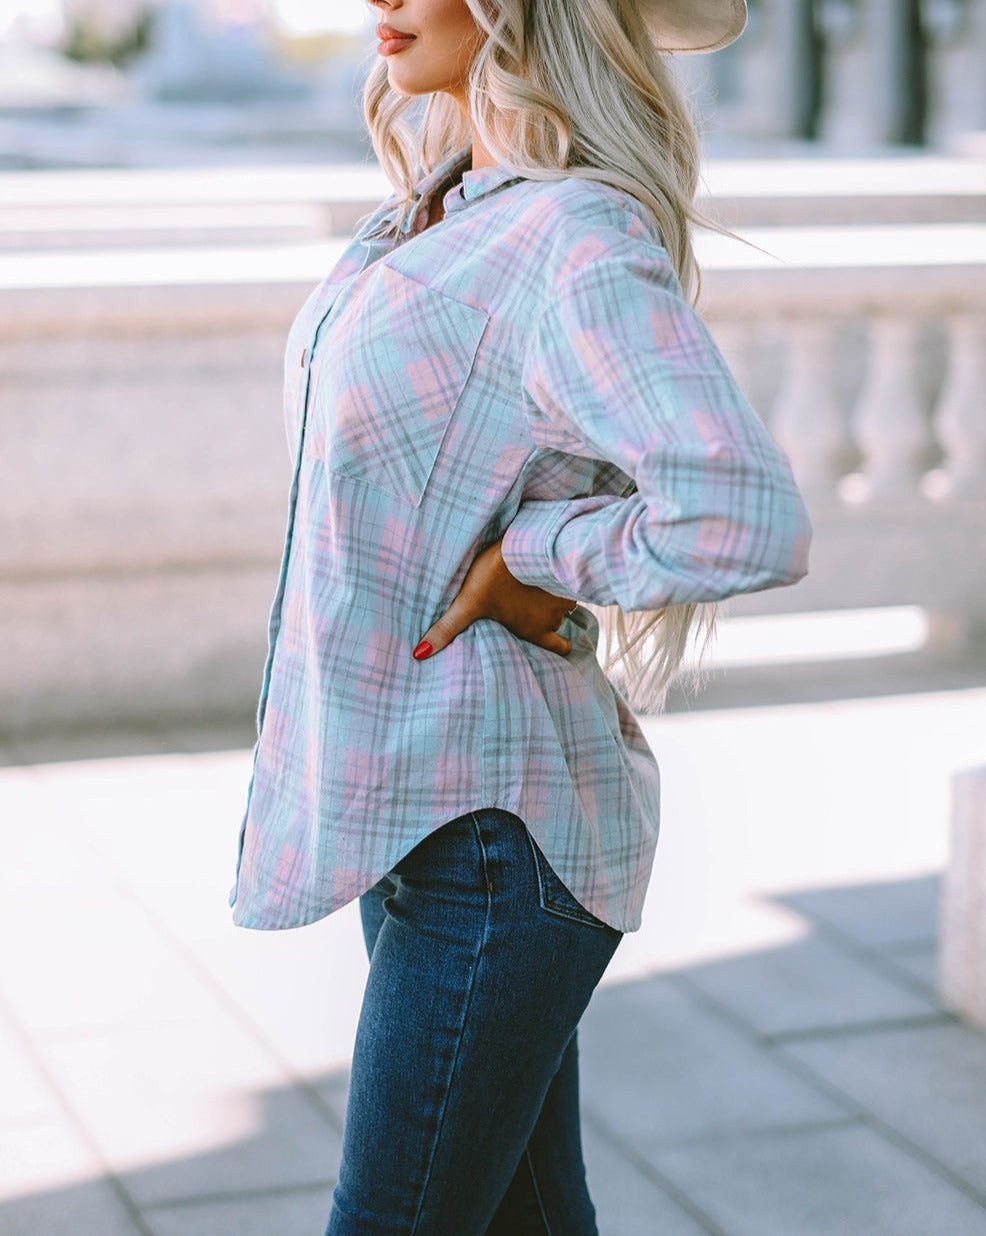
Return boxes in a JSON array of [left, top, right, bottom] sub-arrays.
[[412, 537, 576, 661]]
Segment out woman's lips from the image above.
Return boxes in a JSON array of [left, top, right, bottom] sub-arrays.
[[378, 33, 416, 55]]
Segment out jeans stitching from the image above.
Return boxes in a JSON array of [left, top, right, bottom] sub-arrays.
[[523, 828, 609, 931], [408, 812, 492, 1234], [524, 1146, 554, 1236]]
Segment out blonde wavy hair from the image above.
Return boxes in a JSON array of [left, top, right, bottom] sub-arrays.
[[360, 0, 719, 712]]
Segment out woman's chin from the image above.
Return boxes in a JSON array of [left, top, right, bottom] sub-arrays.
[[385, 71, 427, 98]]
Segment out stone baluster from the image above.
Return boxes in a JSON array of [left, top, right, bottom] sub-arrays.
[[817, 0, 920, 147], [854, 315, 934, 499], [770, 317, 851, 501], [671, 0, 817, 143], [923, 0, 986, 150], [728, 0, 818, 140], [936, 314, 986, 499]]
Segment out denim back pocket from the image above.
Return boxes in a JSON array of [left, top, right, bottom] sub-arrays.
[[524, 830, 612, 931], [310, 263, 489, 508]]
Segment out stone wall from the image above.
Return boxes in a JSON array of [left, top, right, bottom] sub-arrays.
[[1, 280, 301, 732]]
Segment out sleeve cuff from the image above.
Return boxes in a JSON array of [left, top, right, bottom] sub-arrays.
[[500, 500, 571, 593]]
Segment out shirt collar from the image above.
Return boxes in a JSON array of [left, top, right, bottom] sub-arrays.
[[365, 144, 525, 239], [454, 151, 526, 206], [411, 144, 525, 232]]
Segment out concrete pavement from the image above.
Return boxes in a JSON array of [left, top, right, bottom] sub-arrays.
[[2, 682, 986, 1234]]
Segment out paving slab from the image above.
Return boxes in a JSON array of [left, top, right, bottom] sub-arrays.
[[186, 908, 369, 1080], [63, 753, 254, 921], [641, 690, 986, 902], [778, 875, 941, 951], [782, 1021, 986, 1196], [13, 750, 254, 946], [653, 1121, 986, 1236], [882, 941, 939, 993], [0, 1014, 62, 1126], [582, 1122, 712, 1236], [579, 977, 844, 1151], [141, 1125, 718, 1236], [599, 835, 816, 982], [16, 747, 370, 1079], [677, 927, 939, 1039], [0, 1121, 144, 1236], [0, 766, 119, 897], [313, 1069, 352, 1123], [0, 888, 225, 1038], [142, 1184, 335, 1236], [36, 1021, 341, 1207]]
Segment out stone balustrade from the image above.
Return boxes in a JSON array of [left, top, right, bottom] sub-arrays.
[[697, 224, 986, 648], [1, 165, 984, 732]]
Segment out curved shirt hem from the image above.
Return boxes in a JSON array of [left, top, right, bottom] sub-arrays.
[[229, 794, 650, 937]]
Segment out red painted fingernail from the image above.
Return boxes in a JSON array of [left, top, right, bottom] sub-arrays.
[[412, 640, 433, 661]]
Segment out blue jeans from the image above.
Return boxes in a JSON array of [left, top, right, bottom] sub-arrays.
[[325, 807, 623, 1235]]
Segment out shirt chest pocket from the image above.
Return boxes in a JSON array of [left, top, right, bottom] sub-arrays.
[[307, 264, 489, 508]]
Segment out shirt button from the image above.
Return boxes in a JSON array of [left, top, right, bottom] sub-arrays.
[[301, 348, 308, 368]]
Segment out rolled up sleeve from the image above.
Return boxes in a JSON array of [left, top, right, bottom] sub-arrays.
[[500, 234, 812, 609]]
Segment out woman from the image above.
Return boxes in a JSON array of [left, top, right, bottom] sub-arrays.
[[229, 0, 811, 1231]]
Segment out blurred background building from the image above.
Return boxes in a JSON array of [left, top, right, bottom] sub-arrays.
[[0, 0, 373, 167], [0, 0, 984, 167]]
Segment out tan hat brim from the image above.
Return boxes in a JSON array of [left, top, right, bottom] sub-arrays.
[[642, 0, 748, 53]]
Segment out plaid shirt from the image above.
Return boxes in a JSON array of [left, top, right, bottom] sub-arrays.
[[229, 143, 811, 933]]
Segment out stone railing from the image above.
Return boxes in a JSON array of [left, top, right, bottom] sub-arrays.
[[1, 166, 984, 731], [698, 223, 986, 650]]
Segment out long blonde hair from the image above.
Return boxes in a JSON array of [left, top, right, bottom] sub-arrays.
[[361, 0, 719, 711]]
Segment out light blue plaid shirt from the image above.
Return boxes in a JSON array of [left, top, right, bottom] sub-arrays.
[[229, 143, 811, 933]]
